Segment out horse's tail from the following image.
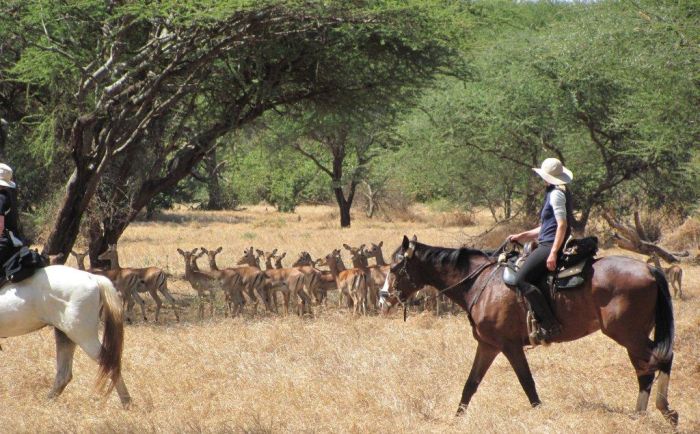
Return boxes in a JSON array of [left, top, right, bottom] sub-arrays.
[[649, 266, 674, 369], [95, 275, 124, 394]]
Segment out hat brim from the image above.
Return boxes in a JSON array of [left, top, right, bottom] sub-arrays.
[[532, 167, 573, 185], [0, 180, 16, 188]]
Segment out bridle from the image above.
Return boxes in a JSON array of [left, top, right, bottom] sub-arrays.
[[387, 248, 501, 322]]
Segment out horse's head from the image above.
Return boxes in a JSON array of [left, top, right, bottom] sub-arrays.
[[378, 235, 425, 313]]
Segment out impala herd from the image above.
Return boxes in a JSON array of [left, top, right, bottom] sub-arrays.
[[67, 242, 685, 323], [68, 241, 430, 322]]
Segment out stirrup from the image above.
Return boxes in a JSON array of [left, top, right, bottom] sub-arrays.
[[527, 310, 561, 346]]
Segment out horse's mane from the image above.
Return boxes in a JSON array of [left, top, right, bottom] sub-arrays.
[[393, 242, 490, 272]]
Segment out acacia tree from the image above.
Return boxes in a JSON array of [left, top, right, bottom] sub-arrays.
[[76, 1, 460, 261], [272, 106, 398, 227], [2, 0, 460, 260], [391, 0, 699, 231]]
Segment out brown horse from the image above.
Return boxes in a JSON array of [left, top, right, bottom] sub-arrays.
[[379, 235, 677, 426]]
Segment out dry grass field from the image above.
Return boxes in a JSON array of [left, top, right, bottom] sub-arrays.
[[1, 205, 698, 433]]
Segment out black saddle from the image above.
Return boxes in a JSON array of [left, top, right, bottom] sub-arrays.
[[502, 237, 598, 291], [2, 246, 48, 284]]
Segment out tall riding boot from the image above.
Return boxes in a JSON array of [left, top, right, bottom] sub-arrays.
[[522, 283, 561, 342]]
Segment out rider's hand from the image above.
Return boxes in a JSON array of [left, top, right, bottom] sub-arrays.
[[508, 233, 522, 243], [546, 252, 557, 271]]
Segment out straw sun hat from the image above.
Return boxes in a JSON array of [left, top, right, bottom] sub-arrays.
[[0, 163, 16, 188], [533, 158, 573, 185]]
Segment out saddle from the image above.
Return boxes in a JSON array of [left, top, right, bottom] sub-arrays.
[[501, 236, 598, 291], [2, 246, 48, 285]]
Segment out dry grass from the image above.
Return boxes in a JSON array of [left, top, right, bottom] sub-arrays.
[[663, 217, 700, 251], [1, 205, 699, 433]]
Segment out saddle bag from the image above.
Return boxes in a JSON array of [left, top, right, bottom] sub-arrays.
[[3, 246, 48, 283], [559, 236, 598, 268]]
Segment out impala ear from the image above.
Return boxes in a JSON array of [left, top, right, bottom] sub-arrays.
[[359, 244, 366, 251], [190, 248, 199, 255], [378, 241, 383, 248], [177, 248, 185, 255], [280, 252, 286, 259], [216, 246, 223, 253], [256, 249, 264, 256], [343, 244, 351, 251], [200, 246, 208, 253]]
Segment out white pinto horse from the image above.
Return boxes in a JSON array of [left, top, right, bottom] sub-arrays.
[[0, 265, 131, 407]]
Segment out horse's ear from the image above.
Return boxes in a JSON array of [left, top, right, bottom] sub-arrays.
[[406, 235, 417, 258], [402, 235, 410, 250]]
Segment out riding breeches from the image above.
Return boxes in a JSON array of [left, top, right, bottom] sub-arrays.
[[514, 242, 554, 289]]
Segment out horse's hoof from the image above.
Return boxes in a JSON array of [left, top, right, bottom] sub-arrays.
[[664, 410, 679, 426], [121, 397, 132, 410]]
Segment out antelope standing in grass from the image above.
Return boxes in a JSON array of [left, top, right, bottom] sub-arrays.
[[276, 250, 324, 307], [177, 248, 223, 318], [320, 249, 368, 315], [646, 254, 684, 299], [199, 247, 246, 317], [259, 249, 311, 316], [344, 243, 383, 311], [235, 247, 273, 314], [99, 244, 180, 322], [292, 252, 335, 305], [70, 250, 147, 323]]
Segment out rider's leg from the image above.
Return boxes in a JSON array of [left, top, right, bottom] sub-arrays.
[[515, 244, 561, 340]]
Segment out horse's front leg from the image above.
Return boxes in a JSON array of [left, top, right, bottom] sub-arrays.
[[47, 329, 76, 400], [503, 344, 540, 406], [456, 341, 499, 415]]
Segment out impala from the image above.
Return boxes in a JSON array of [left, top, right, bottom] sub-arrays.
[[70, 250, 147, 323], [319, 249, 368, 315], [99, 244, 179, 322]]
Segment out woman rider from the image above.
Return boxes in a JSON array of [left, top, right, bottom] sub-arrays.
[[509, 158, 574, 343], [0, 163, 22, 282]]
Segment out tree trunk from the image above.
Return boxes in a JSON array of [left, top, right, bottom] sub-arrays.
[[87, 217, 123, 268], [205, 150, 224, 210], [42, 161, 103, 261], [335, 187, 352, 227]]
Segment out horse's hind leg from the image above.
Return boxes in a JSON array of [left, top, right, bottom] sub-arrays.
[[456, 342, 499, 415], [503, 344, 541, 407], [624, 340, 678, 425], [47, 329, 76, 399], [656, 356, 678, 426], [76, 337, 131, 407]]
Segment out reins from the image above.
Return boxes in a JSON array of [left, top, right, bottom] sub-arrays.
[[392, 239, 513, 322]]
